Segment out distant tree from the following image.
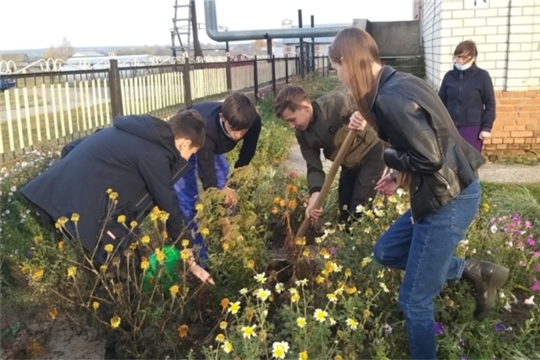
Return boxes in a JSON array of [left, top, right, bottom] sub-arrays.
[[252, 39, 267, 52], [42, 37, 74, 60]]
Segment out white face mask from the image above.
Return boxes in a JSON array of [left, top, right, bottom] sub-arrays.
[[455, 62, 472, 71]]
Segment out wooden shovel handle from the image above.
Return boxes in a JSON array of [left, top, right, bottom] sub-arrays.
[[295, 129, 359, 239]]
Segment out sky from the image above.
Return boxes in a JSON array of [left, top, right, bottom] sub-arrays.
[[0, 0, 414, 50]]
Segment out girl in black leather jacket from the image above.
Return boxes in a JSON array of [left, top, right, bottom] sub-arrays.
[[328, 27, 509, 360]]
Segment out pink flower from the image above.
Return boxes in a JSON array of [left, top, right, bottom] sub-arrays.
[[534, 264, 540, 273], [289, 172, 298, 179], [532, 281, 540, 292], [527, 236, 536, 247], [525, 220, 532, 229], [518, 260, 527, 267]]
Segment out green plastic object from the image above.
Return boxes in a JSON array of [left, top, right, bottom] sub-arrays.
[[143, 245, 181, 292]]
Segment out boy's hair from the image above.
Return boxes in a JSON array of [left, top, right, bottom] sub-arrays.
[[168, 109, 206, 148], [274, 85, 311, 118], [221, 91, 258, 130]]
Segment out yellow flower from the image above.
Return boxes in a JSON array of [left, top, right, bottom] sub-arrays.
[[344, 285, 357, 294], [271, 206, 279, 214], [222, 242, 230, 251], [155, 248, 165, 263], [141, 235, 150, 244], [33, 267, 44, 280], [159, 211, 170, 222], [104, 244, 114, 253], [129, 241, 138, 250], [274, 197, 281, 205], [57, 241, 65, 250], [219, 321, 227, 330], [364, 226, 372, 234], [100, 265, 108, 273], [222, 340, 233, 353], [195, 203, 204, 212], [275, 283, 284, 293], [259, 330, 267, 341], [220, 298, 230, 310], [302, 248, 310, 257], [256, 289, 271, 301], [200, 228, 210, 236], [315, 275, 325, 284], [378, 270, 385, 278], [110, 315, 121, 329], [254, 272, 267, 284], [67, 266, 77, 278], [289, 287, 298, 295], [55, 217, 68, 229], [170, 285, 180, 297], [326, 293, 338, 303], [297, 317, 306, 328], [177, 324, 189, 338], [181, 249, 191, 261], [295, 237, 306, 246], [130, 220, 137, 229], [279, 199, 286, 207], [242, 325, 256, 338], [319, 247, 330, 259], [388, 195, 398, 203], [106, 188, 113, 194], [380, 282, 390, 293], [366, 287, 373, 297], [33, 236, 42, 243], [346, 318, 358, 330], [313, 308, 327, 323], [344, 268, 352, 277], [291, 293, 300, 303], [181, 239, 190, 248], [295, 278, 308, 287], [272, 341, 289, 359], [215, 333, 225, 342], [92, 301, 100, 310], [246, 259, 255, 269], [335, 355, 343, 360], [117, 215, 126, 223], [361, 257, 372, 267], [20, 265, 31, 274], [49, 307, 58, 320], [482, 203, 490, 212], [299, 351, 308, 360], [363, 309, 371, 318], [228, 301, 241, 314], [71, 213, 80, 222], [140, 259, 149, 271]]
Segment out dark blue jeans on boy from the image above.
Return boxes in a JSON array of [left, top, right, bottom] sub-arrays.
[[373, 180, 481, 359], [174, 154, 231, 267]]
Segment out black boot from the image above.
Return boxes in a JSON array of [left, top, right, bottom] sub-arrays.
[[461, 258, 509, 321]]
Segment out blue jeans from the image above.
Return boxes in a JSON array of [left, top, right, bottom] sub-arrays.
[[174, 154, 231, 266], [373, 180, 481, 360]]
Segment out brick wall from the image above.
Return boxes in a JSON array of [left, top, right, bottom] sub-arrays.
[[420, 0, 540, 156], [483, 90, 540, 156]]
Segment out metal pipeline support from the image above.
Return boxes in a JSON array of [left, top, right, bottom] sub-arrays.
[[203, 0, 346, 41]]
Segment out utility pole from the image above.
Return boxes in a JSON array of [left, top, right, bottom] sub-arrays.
[[190, 0, 203, 59]]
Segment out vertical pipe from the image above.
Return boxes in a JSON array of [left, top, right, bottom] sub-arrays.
[[285, 54, 289, 84], [253, 55, 259, 100], [503, 0, 512, 91], [271, 55, 276, 95], [266, 38, 273, 56], [298, 9, 304, 79], [311, 15, 315, 74]]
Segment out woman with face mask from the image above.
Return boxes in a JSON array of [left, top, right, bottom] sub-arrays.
[[438, 40, 496, 152]]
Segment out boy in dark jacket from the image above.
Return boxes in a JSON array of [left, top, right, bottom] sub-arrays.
[[20, 110, 212, 283], [174, 91, 261, 264], [274, 84, 386, 224]]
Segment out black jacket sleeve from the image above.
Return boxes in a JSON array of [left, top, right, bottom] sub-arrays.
[[197, 139, 219, 190], [377, 93, 443, 174], [480, 72, 496, 132], [138, 153, 191, 243], [235, 115, 262, 168], [438, 72, 449, 105]]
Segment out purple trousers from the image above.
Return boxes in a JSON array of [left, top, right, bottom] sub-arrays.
[[457, 125, 483, 153]]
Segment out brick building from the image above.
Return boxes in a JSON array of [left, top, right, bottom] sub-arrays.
[[417, 0, 540, 157]]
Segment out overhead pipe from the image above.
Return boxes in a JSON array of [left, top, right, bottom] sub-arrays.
[[203, 0, 345, 41]]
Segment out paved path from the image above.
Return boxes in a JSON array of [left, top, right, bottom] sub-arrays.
[[284, 144, 540, 183]]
